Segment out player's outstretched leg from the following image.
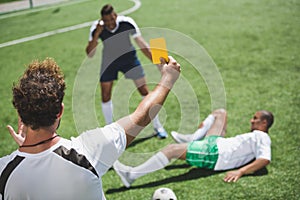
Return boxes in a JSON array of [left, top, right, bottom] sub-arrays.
[[113, 144, 187, 188], [113, 152, 169, 188]]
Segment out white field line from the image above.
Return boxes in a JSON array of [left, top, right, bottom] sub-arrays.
[[119, 0, 141, 16], [0, 0, 141, 48], [0, 0, 91, 19]]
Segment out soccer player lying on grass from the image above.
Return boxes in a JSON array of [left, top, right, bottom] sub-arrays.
[[1, 56, 180, 199], [113, 109, 274, 187]]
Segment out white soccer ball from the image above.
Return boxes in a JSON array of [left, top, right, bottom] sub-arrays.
[[152, 187, 177, 200]]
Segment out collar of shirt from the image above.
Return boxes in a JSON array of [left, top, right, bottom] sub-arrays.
[[106, 16, 121, 33]]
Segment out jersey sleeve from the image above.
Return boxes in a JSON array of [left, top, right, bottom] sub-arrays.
[[75, 123, 127, 176], [255, 132, 271, 161], [123, 16, 141, 38], [88, 20, 99, 41]]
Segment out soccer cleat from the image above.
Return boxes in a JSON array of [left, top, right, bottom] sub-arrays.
[[171, 131, 194, 143], [113, 160, 134, 188], [154, 127, 168, 139]]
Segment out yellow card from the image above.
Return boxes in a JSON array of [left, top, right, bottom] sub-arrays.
[[150, 38, 169, 64]]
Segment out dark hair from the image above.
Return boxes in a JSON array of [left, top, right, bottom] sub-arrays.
[[260, 110, 274, 129], [12, 58, 66, 130], [101, 4, 114, 16]]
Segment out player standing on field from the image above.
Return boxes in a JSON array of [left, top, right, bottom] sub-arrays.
[[85, 4, 168, 138]]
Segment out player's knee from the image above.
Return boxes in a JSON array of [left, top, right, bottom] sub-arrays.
[[102, 96, 111, 102], [101, 92, 111, 102], [162, 144, 185, 159], [167, 144, 179, 151], [213, 108, 227, 117], [137, 86, 149, 96]]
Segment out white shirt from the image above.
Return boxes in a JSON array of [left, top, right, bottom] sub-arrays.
[[0, 123, 126, 200], [214, 130, 271, 170]]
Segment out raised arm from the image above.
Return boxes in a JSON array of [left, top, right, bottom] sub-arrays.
[[85, 21, 104, 57], [223, 158, 270, 182], [116, 56, 181, 147]]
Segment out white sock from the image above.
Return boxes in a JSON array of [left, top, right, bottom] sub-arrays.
[[193, 114, 215, 140], [101, 100, 113, 124], [129, 152, 169, 180], [141, 95, 163, 130]]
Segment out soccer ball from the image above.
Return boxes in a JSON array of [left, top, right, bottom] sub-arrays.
[[152, 187, 177, 200]]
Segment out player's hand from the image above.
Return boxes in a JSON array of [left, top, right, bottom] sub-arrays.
[[156, 63, 163, 72], [7, 117, 27, 146], [223, 170, 243, 183], [95, 19, 104, 35], [159, 56, 181, 89]]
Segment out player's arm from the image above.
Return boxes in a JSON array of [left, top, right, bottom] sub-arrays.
[[85, 21, 104, 57], [134, 36, 152, 61], [116, 56, 181, 147], [223, 158, 270, 182]]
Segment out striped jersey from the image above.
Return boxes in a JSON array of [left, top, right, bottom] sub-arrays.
[[0, 123, 126, 200]]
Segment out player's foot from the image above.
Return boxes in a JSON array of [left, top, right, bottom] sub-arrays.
[[171, 131, 193, 143], [154, 127, 168, 139], [113, 160, 134, 188]]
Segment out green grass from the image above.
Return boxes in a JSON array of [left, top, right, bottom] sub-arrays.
[[0, 0, 19, 3], [0, 0, 299, 199]]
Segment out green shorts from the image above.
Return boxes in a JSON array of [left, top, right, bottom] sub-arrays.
[[186, 135, 220, 169]]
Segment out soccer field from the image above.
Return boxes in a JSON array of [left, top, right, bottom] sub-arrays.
[[0, 0, 299, 199]]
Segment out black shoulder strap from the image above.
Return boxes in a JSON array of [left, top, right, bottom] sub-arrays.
[[0, 156, 25, 200]]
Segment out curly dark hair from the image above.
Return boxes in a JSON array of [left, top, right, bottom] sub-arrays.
[[12, 58, 66, 130]]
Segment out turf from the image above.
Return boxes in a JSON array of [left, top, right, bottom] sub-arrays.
[[0, 0, 299, 199], [0, 0, 18, 3]]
